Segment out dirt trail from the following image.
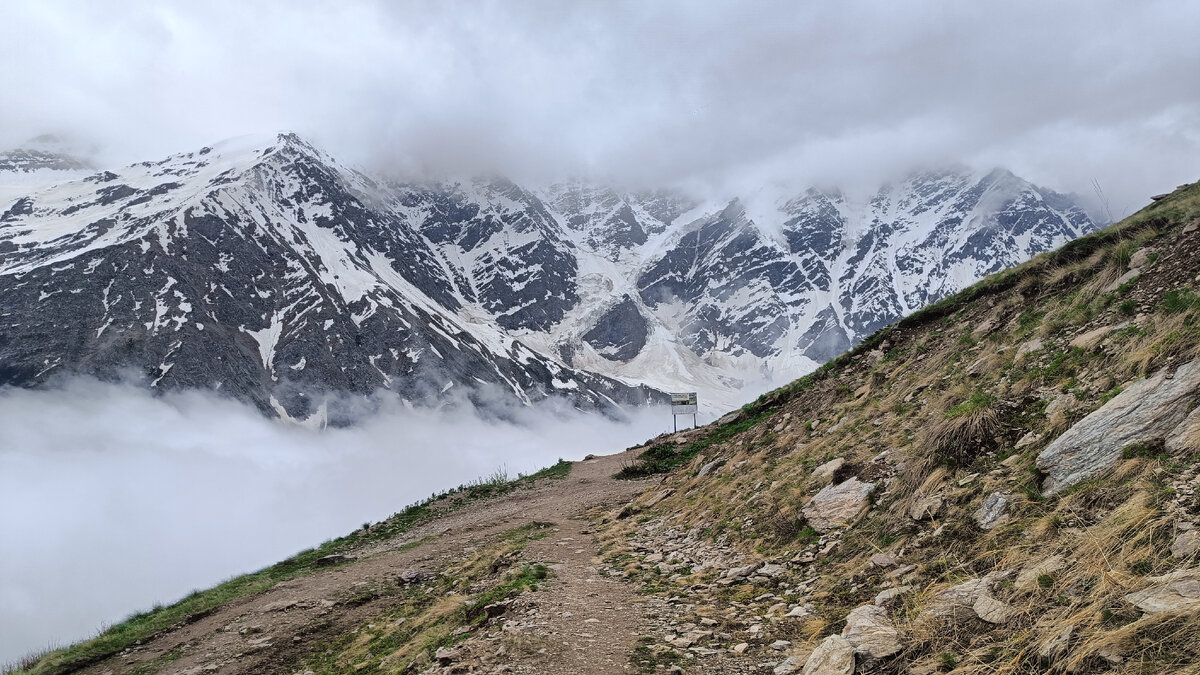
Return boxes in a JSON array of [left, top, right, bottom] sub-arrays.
[[79, 451, 651, 675]]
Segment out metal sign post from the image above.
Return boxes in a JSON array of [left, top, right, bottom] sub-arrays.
[[670, 392, 698, 431]]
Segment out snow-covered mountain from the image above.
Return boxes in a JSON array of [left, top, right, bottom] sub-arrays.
[[0, 134, 1096, 417]]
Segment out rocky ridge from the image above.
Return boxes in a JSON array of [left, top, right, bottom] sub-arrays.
[[0, 134, 1096, 417]]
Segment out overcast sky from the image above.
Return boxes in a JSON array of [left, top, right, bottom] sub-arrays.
[[2, 0, 1199, 215]]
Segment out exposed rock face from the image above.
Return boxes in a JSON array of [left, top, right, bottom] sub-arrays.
[[1124, 568, 1200, 613], [1037, 358, 1200, 495], [974, 492, 1012, 530], [802, 477, 875, 533], [801, 634, 855, 675], [581, 296, 649, 362], [841, 604, 902, 660]]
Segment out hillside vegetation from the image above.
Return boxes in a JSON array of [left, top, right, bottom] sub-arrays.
[[600, 180, 1200, 673]]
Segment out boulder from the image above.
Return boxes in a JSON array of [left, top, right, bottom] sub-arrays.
[[802, 477, 875, 533], [801, 634, 855, 675], [1037, 358, 1200, 495], [1124, 567, 1200, 613], [811, 457, 846, 483], [842, 604, 902, 660], [974, 492, 1012, 530]]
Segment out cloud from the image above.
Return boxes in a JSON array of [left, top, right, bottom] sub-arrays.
[[0, 378, 671, 665], [0, 0, 1197, 213]]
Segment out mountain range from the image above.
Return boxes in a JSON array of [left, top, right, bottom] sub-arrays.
[[0, 133, 1097, 418]]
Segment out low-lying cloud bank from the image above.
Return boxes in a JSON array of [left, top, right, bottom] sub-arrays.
[[0, 378, 673, 665]]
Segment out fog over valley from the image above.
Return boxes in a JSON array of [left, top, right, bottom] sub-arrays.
[[0, 380, 669, 663]]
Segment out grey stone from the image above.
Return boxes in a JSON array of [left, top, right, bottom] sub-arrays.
[[1166, 405, 1200, 453], [873, 585, 913, 607], [974, 492, 1012, 530], [1124, 567, 1200, 613], [801, 634, 855, 675], [1069, 322, 1128, 350], [870, 553, 897, 568], [802, 477, 875, 533], [773, 656, 803, 675], [908, 494, 943, 521], [926, 578, 987, 622], [1015, 555, 1066, 591], [1039, 625, 1074, 664], [1172, 530, 1200, 559], [842, 604, 902, 659], [972, 594, 1014, 624], [811, 457, 845, 483], [1037, 358, 1200, 495]]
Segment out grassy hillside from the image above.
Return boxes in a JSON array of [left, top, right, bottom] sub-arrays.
[[599, 181, 1200, 673]]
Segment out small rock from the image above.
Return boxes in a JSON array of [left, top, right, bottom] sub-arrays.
[[1016, 338, 1044, 358], [908, 494, 943, 521], [870, 553, 897, 568], [801, 634, 855, 675], [434, 647, 461, 664], [1124, 567, 1200, 613], [313, 554, 353, 567], [731, 642, 749, 653], [801, 477, 875, 533], [1129, 248, 1153, 269], [972, 594, 1014, 624], [1015, 555, 1066, 591], [975, 492, 1012, 530], [697, 459, 724, 477], [811, 457, 845, 483], [758, 563, 786, 578], [1039, 624, 1074, 664], [1172, 530, 1200, 559], [770, 639, 792, 650], [873, 586, 912, 607], [1069, 322, 1129, 351]]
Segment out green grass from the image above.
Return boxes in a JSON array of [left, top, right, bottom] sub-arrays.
[[1163, 288, 1200, 314], [944, 391, 995, 418], [614, 409, 777, 478]]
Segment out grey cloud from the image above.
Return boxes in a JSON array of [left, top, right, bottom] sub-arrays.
[[1, 1, 1198, 212], [0, 378, 671, 664]]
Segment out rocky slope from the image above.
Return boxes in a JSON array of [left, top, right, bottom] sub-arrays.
[[0, 134, 1095, 416], [11, 182, 1199, 674]]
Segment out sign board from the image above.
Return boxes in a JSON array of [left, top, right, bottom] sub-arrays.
[[670, 392, 698, 414]]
